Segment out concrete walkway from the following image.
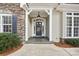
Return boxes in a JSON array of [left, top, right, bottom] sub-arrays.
[[8, 44, 79, 56], [63, 48, 79, 56]]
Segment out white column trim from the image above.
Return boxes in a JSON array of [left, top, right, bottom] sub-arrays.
[[20, 3, 27, 11], [62, 12, 66, 38], [27, 9, 32, 14], [72, 12, 74, 37], [49, 9, 53, 41], [45, 9, 49, 15], [25, 10, 29, 41]]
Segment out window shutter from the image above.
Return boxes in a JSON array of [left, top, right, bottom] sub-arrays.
[[12, 15, 17, 33]]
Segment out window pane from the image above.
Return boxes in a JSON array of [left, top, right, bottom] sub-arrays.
[[67, 27, 72, 37], [3, 25, 8, 32], [3, 25, 5, 32], [67, 17, 72, 26], [2, 16, 12, 24], [74, 13, 79, 15], [74, 17, 79, 26], [3, 25, 12, 32], [8, 25, 12, 32], [8, 16, 12, 24], [3, 16, 5, 24], [67, 13, 72, 15], [34, 26, 35, 34], [5, 16, 8, 24], [42, 26, 44, 34], [3, 16, 8, 24], [74, 27, 79, 37]]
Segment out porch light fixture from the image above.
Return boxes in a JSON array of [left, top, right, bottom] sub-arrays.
[[26, 3, 30, 8], [37, 12, 40, 17]]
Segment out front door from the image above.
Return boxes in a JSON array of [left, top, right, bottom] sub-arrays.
[[36, 22, 42, 36]]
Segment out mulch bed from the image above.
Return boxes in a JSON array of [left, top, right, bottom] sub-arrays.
[[54, 42, 75, 48], [0, 44, 23, 56]]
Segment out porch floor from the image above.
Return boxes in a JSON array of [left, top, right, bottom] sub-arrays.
[[26, 37, 53, 44]]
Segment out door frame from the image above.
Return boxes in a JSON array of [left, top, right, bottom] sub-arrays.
[[32, 17, 46, 37]]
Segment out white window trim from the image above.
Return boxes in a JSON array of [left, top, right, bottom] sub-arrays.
[[63, 11, 79, 38], [0, 14, 12, 33]]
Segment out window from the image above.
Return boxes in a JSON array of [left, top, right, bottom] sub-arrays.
[[63, 12, 79, 38], [2, 16, 12, 32], [0, 14, 17, 33], [74, 17, 79, 37], [34, 26, 35, 34], [66, 17, 72, 37]]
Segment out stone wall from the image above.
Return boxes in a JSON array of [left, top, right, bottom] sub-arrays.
[[0, 3, 25, 40]]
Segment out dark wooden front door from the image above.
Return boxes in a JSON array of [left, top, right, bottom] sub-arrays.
[[36, 22, 42, 36]]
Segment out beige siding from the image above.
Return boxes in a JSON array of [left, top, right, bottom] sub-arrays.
[[52, 10, 62, 42]]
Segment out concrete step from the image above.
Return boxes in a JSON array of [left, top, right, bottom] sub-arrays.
[[25, 37, 53, 44]]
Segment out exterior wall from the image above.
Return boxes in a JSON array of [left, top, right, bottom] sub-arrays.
[[2, 3, 79, 42], [60, 12, 63, 38], [52, 10, 62, 42], [0, 3, 25, 40]]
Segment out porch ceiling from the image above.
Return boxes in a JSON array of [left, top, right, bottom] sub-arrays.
[[29, 10, 48, 17]]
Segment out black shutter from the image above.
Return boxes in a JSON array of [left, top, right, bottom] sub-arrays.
[[12, 15, 17, 33]]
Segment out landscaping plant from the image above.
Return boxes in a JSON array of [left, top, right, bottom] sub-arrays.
[[0, 33, 21, 52], [65, 39, 79, 47]]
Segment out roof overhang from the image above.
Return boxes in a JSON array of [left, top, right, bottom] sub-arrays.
[[20, 3, 79, 12], [56, 3, 79, 12], [28, 3, 58, 9]]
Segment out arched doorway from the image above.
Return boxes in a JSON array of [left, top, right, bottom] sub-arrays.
[[32, 17, 46, 37]]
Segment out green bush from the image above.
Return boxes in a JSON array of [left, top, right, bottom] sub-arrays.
[[0, 33, 21, 52], [65, 39, 79, 47]]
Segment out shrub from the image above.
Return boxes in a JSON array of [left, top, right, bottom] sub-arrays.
[[65, 39, 79, 47], [0, 33, 21, 52]]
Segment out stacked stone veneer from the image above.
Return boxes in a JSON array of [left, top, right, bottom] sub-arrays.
[[0, 3, 25, 40]]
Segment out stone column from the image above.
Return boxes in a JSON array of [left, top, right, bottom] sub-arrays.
[[25, 10, 29, 41], [49, 9, 53, 41]]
